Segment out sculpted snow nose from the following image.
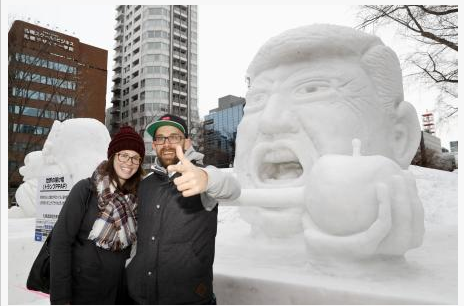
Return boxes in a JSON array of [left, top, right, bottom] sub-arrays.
[[258, 94, 298, 135]]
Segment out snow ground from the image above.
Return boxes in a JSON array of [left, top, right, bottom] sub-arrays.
[[8, 166, 457, 304]]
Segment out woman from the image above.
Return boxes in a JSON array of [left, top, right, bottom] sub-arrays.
[[50, 126, 145, 304]]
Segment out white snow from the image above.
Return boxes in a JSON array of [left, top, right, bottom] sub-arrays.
[[8, 166, 457, 304], [11, 119, 110, 218]]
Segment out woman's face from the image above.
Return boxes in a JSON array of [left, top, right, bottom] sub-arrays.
[[113, 150, 141, 185]]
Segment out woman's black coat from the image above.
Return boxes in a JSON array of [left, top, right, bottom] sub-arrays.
[[49, 178, 130, 304]]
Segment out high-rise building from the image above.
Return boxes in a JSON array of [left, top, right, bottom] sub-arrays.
[[450, 141, 458, 153], [203, 95, 246, 168], [108, 5, 199, 166], [8, 20, 107, 196]]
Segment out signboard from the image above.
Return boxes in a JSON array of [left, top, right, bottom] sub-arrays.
[[24, 27, 75, 52], [34, 174, 72, 241]]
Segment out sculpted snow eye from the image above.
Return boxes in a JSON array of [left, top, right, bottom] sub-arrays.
[[293, 82, 331, 97], [246, 92, 267, 107]]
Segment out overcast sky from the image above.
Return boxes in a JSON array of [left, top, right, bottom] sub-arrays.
[[4, 2, 458, 147]]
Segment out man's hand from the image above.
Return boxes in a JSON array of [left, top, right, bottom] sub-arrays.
[[167, 145, 208, 197]]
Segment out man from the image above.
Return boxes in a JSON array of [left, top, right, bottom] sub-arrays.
[[234, 24, 423, 257], [126, 114, 240, 304]]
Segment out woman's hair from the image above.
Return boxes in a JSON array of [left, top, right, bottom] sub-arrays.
[[104, 153, 145, 195]]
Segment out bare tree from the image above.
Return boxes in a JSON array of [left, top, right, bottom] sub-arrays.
[[356, 5, 458, 119], [8, 23, 88, 188]]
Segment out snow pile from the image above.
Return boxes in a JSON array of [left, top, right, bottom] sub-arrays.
[[8, 166, 457, 304]]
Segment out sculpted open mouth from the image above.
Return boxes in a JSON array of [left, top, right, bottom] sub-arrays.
[[255, 146, 305, 186], [260, 148, 303, 182]]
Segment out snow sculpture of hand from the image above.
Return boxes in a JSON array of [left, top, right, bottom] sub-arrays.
[[232, 24, 425, 258], [303, 139, 424, 259]]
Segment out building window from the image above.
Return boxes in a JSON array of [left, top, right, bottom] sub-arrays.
[[15, 53, 76, 74], [142, 42, 169, 52], [11, 123, 50, 135], [146, 7, 169, 16], [11, 87, 75, 106], [9, 105, 73, 120], [15, 70, 76, 90]]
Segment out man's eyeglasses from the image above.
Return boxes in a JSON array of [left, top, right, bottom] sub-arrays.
[[153, 134, 184, 145], [116, 153, 142, 165]]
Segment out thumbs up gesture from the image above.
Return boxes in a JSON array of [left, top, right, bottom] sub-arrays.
[[167, 145, 209, 197]]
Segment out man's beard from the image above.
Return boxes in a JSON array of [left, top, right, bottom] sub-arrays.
[[158, 148, 180, 169]]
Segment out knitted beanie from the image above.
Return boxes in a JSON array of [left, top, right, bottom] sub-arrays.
[[107, 126, 145, 160]]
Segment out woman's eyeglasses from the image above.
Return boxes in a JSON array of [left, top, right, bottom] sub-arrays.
[[116, 153, 142, 165]]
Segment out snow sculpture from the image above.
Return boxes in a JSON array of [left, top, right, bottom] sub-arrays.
[[12, 118, 110, 217], [233, 24, 424, 259]]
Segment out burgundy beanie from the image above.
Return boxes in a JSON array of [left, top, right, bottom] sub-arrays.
[[107, 126, 145, 160]]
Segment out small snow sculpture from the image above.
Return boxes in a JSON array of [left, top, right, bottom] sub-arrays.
[[12, 118, 110, 217], [233, 24, 424, 258]]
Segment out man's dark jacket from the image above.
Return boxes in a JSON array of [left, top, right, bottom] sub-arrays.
[[126, 169, 218, 304]]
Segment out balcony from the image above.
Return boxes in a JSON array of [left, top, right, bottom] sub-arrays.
[[116, 6, 124, 21], [173, 64, 188, 74], [113, 64, 122, 73], [113, 52, 122, 61], [114, 43, 122, 51], [173, 76, 188, 85], [173, 19, 186, 29], [110, 107, 121, 115], [114, 30, 123, 40], [111, 84, 121, 94], [110, 118, 121, 127], [114, 21, 123, 31], [173, 29, 188, 41], [173, 41, 188, 52], [173, 51, 187, 61], [111, 95, 121, 103], [112, 72, 122, 82]]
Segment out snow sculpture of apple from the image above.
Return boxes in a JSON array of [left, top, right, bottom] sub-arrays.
[[303, 139, 424, 258]]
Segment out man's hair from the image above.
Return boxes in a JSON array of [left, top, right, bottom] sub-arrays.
[[246, 24, 404, 118]]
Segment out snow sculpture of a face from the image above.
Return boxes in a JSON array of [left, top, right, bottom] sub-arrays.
[[14, 118, 110, 217], [41, 118, 111, 183], [234, 24, 424, 258]]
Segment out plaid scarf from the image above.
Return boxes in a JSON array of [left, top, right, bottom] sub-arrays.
[[87, 161, 137, 251]]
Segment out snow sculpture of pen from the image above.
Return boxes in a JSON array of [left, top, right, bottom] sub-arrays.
[[231, 24, 425, 259]]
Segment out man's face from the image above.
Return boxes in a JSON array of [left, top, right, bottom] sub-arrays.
[[152, 125, 186, 168], [235, 58, 393, 189]]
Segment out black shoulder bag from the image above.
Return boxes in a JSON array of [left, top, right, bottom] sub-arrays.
[[26, 179, 93, 294]]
